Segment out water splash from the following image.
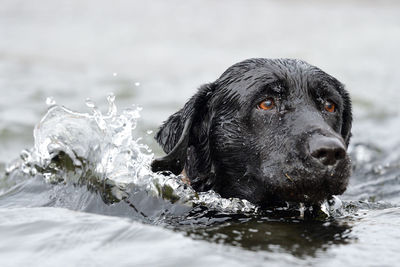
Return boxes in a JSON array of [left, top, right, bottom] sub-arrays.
[[6, 95, 258, 216]]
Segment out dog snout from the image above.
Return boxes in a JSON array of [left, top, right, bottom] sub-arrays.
[[309, 135, 346, 166]]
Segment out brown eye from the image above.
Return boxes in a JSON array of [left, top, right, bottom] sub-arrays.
[[324, 100, 336, 113], [258, 98, 275, 110]]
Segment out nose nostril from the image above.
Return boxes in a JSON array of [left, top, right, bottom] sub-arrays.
[[311, 148, 345, 166], [315, 149, 334, 164], [312, 150, 327, 159], [334, 149, 345, 160]]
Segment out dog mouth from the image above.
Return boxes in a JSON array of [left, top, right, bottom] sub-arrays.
[[260, 158, 351, 206]]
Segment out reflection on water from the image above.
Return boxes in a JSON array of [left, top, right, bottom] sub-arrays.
[[185, 218, 353, 258]]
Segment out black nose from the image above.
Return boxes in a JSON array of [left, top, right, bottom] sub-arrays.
[[309, 136, 346, 166]]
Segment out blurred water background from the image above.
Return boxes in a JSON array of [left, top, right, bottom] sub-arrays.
[[1, 0, 400, 266]]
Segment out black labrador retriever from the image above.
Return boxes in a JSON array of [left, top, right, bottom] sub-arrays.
[[151, 58, 352, 207]]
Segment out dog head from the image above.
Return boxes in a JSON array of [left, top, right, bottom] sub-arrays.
[[152, 58, 352, 207]]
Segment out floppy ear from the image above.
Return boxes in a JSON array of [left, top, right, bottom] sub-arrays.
[[151, 83, 215, 175], [340, 86, 352, 147]]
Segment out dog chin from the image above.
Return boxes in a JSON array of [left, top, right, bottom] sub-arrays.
[[260, 191, 332, 208], [259, 171, 350, 207]]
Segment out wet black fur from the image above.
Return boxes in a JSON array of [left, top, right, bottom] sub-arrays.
[[152, 58, 352, 207]]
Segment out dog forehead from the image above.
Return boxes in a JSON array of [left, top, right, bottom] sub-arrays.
[[216, 59, 321, 99]]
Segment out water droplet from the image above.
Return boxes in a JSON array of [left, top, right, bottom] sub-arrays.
[[146, 130, 153, 135], [106, 93, 117, 117], [46, 97, 56, 106], [134, 82, 140, 86], [299, 202, 305, 219], [85, 98, 95, 108], [107, 93, 115, 102], [20, 149, 31, 162]]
